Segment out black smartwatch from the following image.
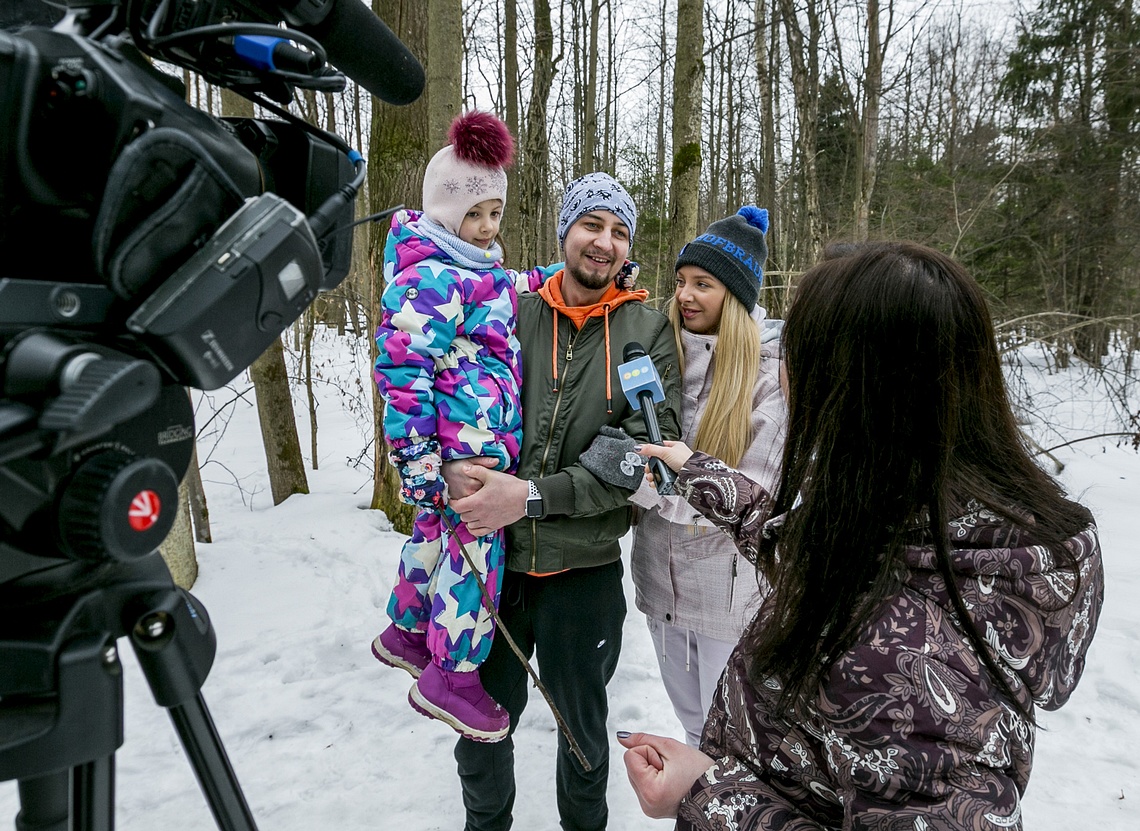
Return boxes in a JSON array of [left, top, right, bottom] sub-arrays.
[[525, 479, 544, 519]]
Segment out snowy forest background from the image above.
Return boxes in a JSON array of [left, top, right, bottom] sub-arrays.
[[148, 0, 1140, 544]]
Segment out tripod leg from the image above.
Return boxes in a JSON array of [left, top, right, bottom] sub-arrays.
[[127, 577, 257, 830], [15, 757, 115, 831], [71, 757, 114, 831], [167, 695, 258, 831], [15, 773, 67, 831]]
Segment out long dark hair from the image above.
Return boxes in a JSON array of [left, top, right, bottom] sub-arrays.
[[742, 241, 1092, 720]]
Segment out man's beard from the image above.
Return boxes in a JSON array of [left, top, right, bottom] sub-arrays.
[[566, 256, 616, 291]]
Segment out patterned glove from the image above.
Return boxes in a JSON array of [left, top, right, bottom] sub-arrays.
[[389, 440, 448, 509], [579, 425, 646, 489], [615, 260, 640, 292]]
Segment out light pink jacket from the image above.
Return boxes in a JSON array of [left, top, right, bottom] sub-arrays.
[[629, 309, 786, 640]]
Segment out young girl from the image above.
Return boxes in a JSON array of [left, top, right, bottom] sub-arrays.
[[371, 111, 544, 743], [629, 206, 787, 747]]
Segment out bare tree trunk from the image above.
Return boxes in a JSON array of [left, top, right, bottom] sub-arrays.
[[571, 0, 583, 175], [161, 477, 198, 589], [602, 0, 615, 172], [348, 79, 369, 339], [249, 337, 310, 504], [653, 3, 668, 299], [303, 306, 318, 470], [428, 0, 463, 147], [219, 87, 249, 119], [778, 0, 823, 261], [755, 0, 790, 316], [518, 0, 560, 266], [608, 1, 618, 171], [854, 0, 887, 241], [724, 0, 739, 213], [299, 88, 318, 125], [755, 0, 778, 206], [664, 0, 705, 299], [353, 79, 364, 159], [582, 0, 601, 172], [186, 393, 212, 544], [367, 0, 429, 535], [706, 5, 722, 223], [503, 0, 521, 251], [324, 91, 336, 133]]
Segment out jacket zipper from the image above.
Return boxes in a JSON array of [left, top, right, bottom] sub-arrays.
[[532, 318, 587, 571]]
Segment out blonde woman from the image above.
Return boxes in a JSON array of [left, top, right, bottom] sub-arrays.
[[630, 206, 786, 746]]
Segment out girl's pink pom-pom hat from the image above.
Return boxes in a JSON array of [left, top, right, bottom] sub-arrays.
[[422, 111, 515, 235]]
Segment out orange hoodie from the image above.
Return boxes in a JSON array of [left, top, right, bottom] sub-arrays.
[[537, 270, 649, 413]]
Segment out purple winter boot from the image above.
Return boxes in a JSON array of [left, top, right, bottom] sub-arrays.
[[408, 663, 509, 743], [371, 624, 431, 679]]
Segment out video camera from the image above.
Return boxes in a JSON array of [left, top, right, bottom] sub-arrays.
[[0, 2, 423, 827], [0, 0, 423, 562]]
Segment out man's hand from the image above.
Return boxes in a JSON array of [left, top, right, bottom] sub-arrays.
[[442, 456, 498, 500], [449, 464, 528, 536], [617, 731, 715, 820]]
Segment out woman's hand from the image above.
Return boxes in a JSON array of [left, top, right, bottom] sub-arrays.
[[617, 731, 715, 819], [636, 440, 694, 486]]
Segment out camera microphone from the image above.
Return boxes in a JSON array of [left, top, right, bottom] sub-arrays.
[[288, 0, 425, 105], [618, 342, 676, 496]]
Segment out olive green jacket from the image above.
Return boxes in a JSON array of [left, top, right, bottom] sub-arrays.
[[508, 288, 682, 573]]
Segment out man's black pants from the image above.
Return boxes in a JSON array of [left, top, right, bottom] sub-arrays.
[[454, 560, 627, 831]]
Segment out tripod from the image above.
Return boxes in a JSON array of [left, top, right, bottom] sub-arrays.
[[0, 548, 259, 831]]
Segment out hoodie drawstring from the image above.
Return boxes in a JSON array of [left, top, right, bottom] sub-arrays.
[[550, 304, 613, 412], [551, 307, 560, 392], [604, 304, 612, 413]]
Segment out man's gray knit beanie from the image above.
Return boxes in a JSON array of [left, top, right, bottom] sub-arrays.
[[556, 172, 638, 247]]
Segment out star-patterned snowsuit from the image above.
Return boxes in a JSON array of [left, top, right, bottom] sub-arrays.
[[374, 209, 549, 671]]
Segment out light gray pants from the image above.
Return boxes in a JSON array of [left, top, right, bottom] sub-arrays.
[[646, 616, 737, 747]]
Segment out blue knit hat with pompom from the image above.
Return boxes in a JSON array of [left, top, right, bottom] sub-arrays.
[[675, 206, 770, 310]]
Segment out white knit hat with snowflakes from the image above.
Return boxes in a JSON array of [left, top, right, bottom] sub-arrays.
[[421, 111, 514, 236]]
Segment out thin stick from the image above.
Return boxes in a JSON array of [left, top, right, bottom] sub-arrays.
[[438, 510, 592, 772]]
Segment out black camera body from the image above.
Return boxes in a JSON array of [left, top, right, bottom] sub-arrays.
[[0, 22, 355, 386], [0, 0, 420, 567], [0, 11, 354, 568]]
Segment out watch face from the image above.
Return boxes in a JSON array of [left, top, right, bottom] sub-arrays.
[[526, 498, 542, 519]]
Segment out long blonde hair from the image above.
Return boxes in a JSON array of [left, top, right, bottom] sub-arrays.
[[667, 292, 761, 468]]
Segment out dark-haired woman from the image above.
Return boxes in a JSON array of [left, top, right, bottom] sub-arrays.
[[619, 242, 1104, 829]]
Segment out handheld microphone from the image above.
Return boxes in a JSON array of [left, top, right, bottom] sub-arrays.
[[280, 0, 426, 105], [618, 342, 677, 495]]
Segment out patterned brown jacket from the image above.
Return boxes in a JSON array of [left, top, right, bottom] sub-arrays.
[[673, 453, 1104, 831]]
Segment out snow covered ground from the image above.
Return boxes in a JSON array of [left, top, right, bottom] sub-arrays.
[[1, 330, 1136, 829]]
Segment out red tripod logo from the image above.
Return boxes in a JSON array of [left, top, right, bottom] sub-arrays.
[[128, 490, 162, 532]]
